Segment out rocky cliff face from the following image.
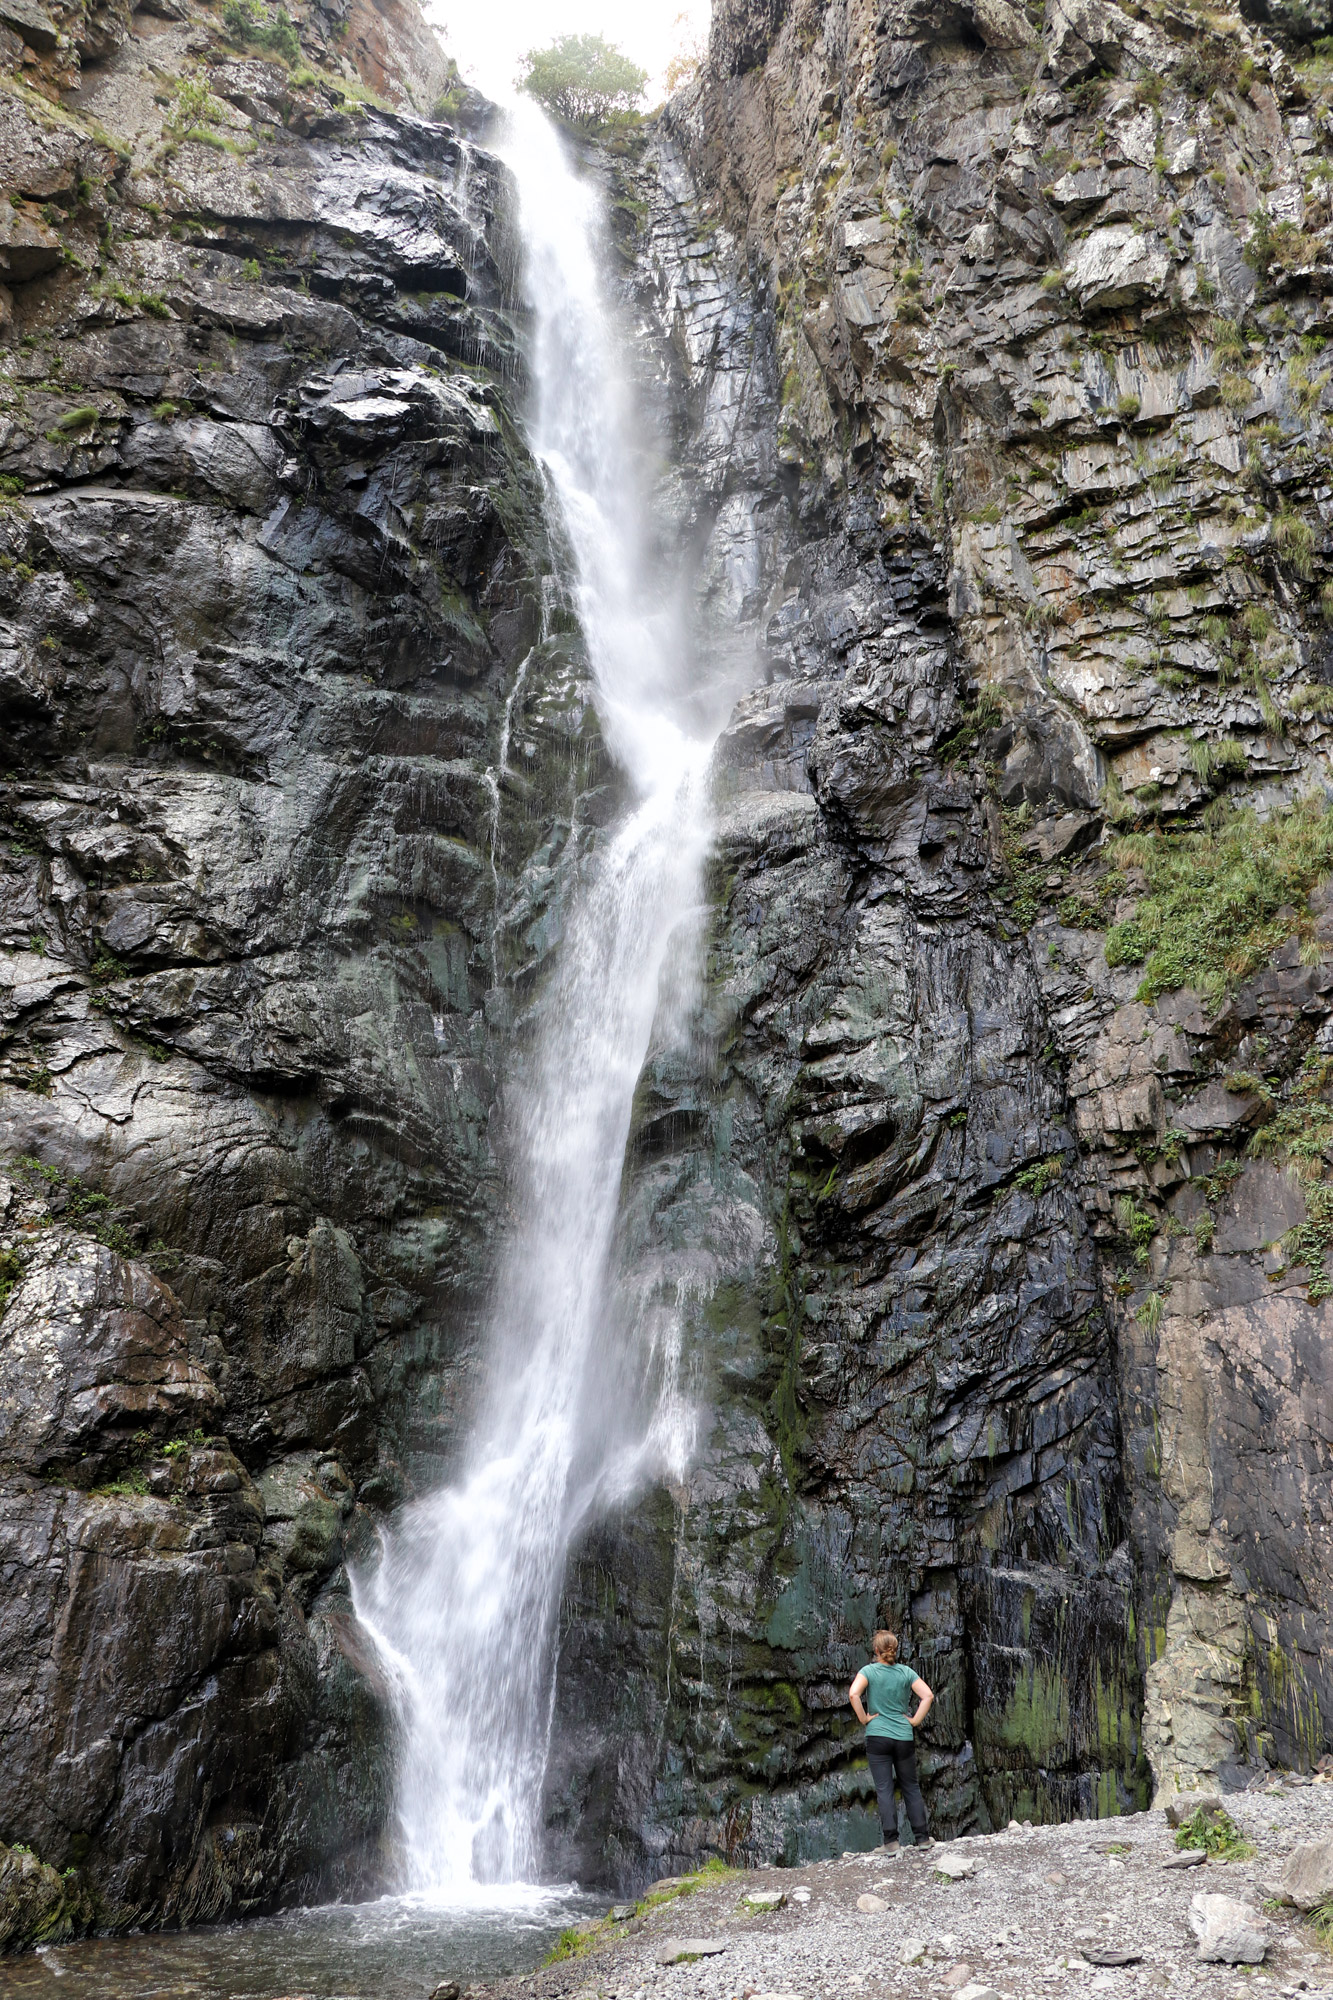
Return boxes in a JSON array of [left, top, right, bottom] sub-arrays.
[[0, 0, 604, 1942], [541, 0, 1333, 1885], [5, 0, 1333, 1949]]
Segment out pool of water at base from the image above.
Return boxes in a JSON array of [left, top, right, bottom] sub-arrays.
[[0, 1886, 605, 2000]]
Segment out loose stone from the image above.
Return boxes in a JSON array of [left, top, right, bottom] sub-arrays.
[[655, 1937, 727, 1965], [1190, 1892, 1269, 1964], [1282, 1839, 1333, 1910], [1166, 1794, 1225, 1828], [934, 1852, 978, 1881]]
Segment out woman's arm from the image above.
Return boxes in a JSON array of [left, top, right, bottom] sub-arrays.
[[849, 1671, 872, 1725], [909, 1677, 934, 1728]]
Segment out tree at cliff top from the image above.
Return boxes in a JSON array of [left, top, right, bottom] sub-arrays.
[[517, 33, 647, 128], [665, 10, 706, 93]]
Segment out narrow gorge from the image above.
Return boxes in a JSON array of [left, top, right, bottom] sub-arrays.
[[2, 0, 1333, 1966]]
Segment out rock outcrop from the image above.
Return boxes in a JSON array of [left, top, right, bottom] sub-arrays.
[[544, 0, 1333, 1883], [0, 0, 598, 1940]]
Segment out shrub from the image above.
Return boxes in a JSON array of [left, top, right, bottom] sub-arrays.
[[1104, 798, 1333, 1004], [1187, 736, 1248, 786], [260, 7, 299, 61], [1249, 1052, 1333, 1301], [0, 1246, 23, 1318], [1174, 1806, 1255, 1859], [169, 75, 218, 129], [517, 33, 647, 128], [1135, 1289, 1165, 1331], [223, 0, 299, 59]]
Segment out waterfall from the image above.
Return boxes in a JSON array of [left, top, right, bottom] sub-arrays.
[[352, 101, 726, 1898]]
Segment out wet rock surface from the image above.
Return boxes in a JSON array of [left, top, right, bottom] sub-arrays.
[[537, 0, 1333, 1889], [0, 0, 784, 1945], [0, 0, 597, 1942]]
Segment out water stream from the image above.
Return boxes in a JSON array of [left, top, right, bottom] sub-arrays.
[[0, 1890, 602, 2000], [351, 100, 731, 1896]]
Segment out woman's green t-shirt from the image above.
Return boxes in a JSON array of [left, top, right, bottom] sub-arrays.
[[861, 1661, 917, 1741]]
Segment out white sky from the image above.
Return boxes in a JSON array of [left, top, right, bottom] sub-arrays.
[[427, 0, 711, 106]]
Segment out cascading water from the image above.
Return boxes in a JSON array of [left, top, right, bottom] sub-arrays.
[[352, 100, 733, 1898]]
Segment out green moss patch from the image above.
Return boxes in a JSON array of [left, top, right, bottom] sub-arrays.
[[1103, 799, 1333, 1005]]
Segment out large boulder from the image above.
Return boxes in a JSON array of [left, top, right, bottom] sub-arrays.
[[1281, 1839, 1333, 1911], [1190, 1894, 1268, 1964]]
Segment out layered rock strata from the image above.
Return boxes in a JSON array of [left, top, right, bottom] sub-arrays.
[[545, 0, 1333, 1881], [0, 0, 596, 1940]]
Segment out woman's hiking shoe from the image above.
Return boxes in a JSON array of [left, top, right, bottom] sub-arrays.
[[882, 1836, 900, 1851]]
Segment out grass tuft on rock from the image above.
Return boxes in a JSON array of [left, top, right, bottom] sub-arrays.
[[1103, 798, 1333, 1005]]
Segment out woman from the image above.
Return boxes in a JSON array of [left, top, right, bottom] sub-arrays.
[[849, 1629, 934, 1850]]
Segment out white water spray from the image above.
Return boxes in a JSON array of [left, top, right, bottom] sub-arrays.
[[353, 102, 733, 1897]]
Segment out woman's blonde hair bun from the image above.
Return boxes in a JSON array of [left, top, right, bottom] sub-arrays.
[[871, 1629, 899, 1662]]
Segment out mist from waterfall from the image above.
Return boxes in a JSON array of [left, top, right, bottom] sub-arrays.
[[352, 100, 728, 1900]]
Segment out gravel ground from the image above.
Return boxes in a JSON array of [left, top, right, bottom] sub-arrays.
[[485, 1785, 1333, 2000]]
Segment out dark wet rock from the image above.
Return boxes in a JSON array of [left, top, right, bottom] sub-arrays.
[[540, 0, 1333, 1896], [0, 0, 591, 1944]]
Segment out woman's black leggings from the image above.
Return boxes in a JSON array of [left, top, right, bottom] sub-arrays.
[[866, 1737, 929, 1842]]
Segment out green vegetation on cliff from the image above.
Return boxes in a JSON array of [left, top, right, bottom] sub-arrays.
[[1104, 799, 1333, 1005]]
